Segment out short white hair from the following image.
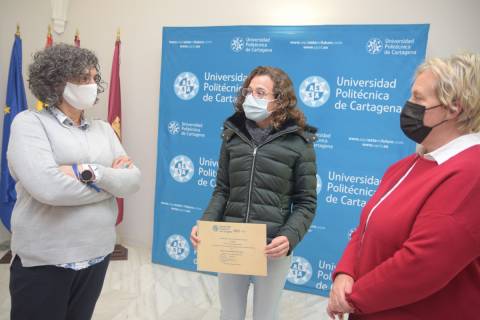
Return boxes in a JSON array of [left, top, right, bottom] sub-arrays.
[[416, 53, 480, 133]]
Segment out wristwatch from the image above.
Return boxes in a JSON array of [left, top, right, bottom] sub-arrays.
[[72, 164, 101, 192], [79, 165, 96, 184]]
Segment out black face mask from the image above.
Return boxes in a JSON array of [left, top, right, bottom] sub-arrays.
[[400, 101, 446, 144]]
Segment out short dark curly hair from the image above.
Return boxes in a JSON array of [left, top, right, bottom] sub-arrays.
[[28, 43, 104, 108]]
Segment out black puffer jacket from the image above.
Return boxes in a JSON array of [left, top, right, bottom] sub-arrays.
[[202, 112, 317, 251]]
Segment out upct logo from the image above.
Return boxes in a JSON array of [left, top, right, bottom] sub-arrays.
[[174, 72, 199, 100], [299, 76, 330, 107], [169, 155, 195, 183], [231, 37, 244, 52], [366, 38, 383, 55], [165, 234, 190, 261], [316, 174, 322, 195], [168, 121, 180, 135], [348, 228, 357, 240], [287, 256, 313, 285]]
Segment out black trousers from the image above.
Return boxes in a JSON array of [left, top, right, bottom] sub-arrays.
[[10, 254, 110, 320]]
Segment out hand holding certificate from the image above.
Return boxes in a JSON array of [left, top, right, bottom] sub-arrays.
[[196, 221, 267, 276]]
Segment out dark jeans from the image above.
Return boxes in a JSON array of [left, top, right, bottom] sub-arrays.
[[10, 254, 110, 320]]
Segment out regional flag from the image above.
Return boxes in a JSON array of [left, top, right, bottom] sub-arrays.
[[108, 34, 124, 225], [36, 26, 53, 111], [45, 25, 53, 48], [74, 29, 80, 47]]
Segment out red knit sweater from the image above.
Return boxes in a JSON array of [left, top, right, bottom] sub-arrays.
[[334, 146, 480, 320]]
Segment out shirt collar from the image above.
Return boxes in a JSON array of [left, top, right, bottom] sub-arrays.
[[418, 133, 480, 164], [47, 107, 90, 130]]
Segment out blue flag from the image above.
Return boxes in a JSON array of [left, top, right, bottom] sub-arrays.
[[0, 35, 28, 231]]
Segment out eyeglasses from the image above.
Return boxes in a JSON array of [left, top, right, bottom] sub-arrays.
[[72, 69, 99, 85], [241, 87, 275, 100]]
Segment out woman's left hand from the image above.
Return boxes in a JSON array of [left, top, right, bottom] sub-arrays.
[[265, 235, 290, 257], [59, 165, 76, 178]]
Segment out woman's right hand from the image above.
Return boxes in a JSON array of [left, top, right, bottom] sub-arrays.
[[190, 225, 200, 249], [112, 156, 133, 169]]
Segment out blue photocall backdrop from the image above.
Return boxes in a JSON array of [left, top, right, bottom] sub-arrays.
[[152, 25, 429, 296]]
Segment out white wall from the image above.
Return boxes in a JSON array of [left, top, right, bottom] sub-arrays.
[[0, 0, 479, 247]]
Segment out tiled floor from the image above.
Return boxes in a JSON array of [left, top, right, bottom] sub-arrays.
[[0, 246, 330, 320]]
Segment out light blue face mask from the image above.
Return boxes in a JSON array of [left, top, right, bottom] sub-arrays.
[[242, 94, 274, 122]]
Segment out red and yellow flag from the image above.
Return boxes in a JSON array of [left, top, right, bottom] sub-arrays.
[[74, 29, 80, 47], [45, 25, 53, 48]]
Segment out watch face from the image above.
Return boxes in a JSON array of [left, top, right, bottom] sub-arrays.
[[81, 170, 93, 181]]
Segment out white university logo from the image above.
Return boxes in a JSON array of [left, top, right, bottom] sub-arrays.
[[348, 228, 357, 240], [165, 234, 190, 261], [366, 38, 383, 55], [299, 76, 330, 108], [168, 121, 180, 135], [174, 72, 199, 100], [316, 174, 322, 195], [287, 256, 313, 285], [169, 155, 195, 183], [230, 37, 244, 52]]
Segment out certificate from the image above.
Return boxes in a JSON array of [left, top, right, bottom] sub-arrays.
[[196, 221, 267, 276]]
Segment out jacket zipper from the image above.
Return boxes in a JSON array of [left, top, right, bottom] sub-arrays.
[[245, 147, 258, 222]]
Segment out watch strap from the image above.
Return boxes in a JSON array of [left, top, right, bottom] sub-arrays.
[[72, 163, 80, 179], [88, 183, 101, 192]]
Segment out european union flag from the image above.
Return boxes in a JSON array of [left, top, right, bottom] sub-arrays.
[[0, 34, 27, 231]]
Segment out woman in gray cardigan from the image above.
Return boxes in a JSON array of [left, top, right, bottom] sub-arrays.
[[7, 44, 141, 320]]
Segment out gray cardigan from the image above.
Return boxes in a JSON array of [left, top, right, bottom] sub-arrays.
[[7, 109, 141, 267]]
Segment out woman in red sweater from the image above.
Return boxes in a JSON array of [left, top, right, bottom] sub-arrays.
[[328, 53, 480, 320]]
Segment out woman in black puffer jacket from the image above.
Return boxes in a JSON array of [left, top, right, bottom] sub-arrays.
[[191, 66, 317, 320]]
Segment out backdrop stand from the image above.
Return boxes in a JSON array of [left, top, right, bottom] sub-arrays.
[[111, 244, 128, 260]]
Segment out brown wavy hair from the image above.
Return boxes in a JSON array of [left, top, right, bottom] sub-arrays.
[[234, 66, 306, 129]]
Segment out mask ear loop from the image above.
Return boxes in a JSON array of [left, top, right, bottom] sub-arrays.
[[425, 104, 449, 129], [445, 100, 458, 112], [435, 102, 461, 128], [450, 99, 462, 113]]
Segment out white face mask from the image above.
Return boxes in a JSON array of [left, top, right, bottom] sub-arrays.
[[62, 82, 98, 110], [242, 94, 273, 122]]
